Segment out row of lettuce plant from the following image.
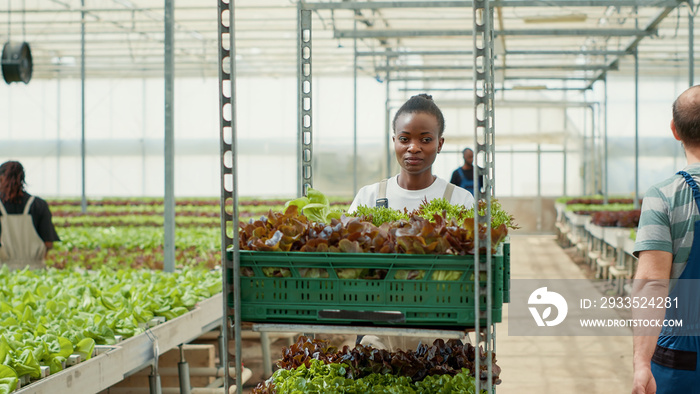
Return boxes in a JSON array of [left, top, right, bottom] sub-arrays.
[[51, 215, 220, 228], [49, 197, 351, 208], [558, 196, 640, 238], [0, 266, 221, 392], [0, 199, 249, 391], [50, 209, 311, 227], [50, 203, 350, 217], [555, 195, 638, 205]]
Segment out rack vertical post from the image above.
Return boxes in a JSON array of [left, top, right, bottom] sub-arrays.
[[473, 0, 496, 392], [217, 1, 239, 393]]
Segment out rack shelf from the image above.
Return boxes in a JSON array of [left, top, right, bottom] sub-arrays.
[[250, 323, 471, 339]]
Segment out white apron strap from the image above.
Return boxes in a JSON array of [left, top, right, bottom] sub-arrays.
[[376, 179, 389, 208], [443, 183, 455, 202], [23, 196, 35, 215]]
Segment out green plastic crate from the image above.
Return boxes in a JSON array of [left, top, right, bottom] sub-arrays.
[[227, 250, 504, 327]]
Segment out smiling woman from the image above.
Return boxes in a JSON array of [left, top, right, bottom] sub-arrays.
[[348, 94, 475, 213], [347, 93, 477, 351]]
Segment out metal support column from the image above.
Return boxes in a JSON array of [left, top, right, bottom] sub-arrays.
[[690, 3, 695, 86], [563, 136, 568, 196], [590, 104, 596, 194], [217, 1, 239, 393], [634, 7, 640, 209], [164, 0, 175, 273], [536, 109, 542, 232], [634, 47, 640, 209], [536, 143, 542, 232], [563, 83, 568, 196], [385, 57, 392, 179], [603, 76, 609, 204], [56, 73, 61, 195], [352, 18, 358, 195], [80, 0, 86, 213], [472, 0, 495, 393], [582, 101, 588, 196], [298, 7, 313, 196], [142, 78, 148, 195], [178, 345, 191, 394]]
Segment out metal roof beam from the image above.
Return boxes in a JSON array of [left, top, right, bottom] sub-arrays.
[[437, 99, 597, 108], [390, 75, 598, 81], [400, 87, 590, 91], [304, 1, 681, 10], [356, 50, 473, 57], [504, 76, 596, 81], [586, 3, 681, 89], [391, 76, 470, 81], [334, 29, 656, 39], [505, 64, 617, 71], [375, 64, 616, 72], [0, 5, 295, 13], [504, 50, 630, 56]]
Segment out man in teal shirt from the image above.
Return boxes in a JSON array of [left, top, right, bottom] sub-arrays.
[[633, 85, 700, 394]]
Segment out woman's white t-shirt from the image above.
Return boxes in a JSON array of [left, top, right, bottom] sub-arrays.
[[348, 175, 475, 213]]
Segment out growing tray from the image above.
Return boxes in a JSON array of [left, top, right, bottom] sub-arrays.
[[227, 246, 508, 328]]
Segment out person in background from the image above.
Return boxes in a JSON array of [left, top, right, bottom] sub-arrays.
[[632, 85, 700, 394], [450, 147, 478, 197], [0, 161, 60, 270], [348, 93, 475, 350]]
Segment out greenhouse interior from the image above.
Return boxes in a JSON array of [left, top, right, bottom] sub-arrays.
[[1, 0, 698, 393]]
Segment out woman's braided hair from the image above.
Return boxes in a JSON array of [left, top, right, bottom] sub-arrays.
[[0, 161, 26, 203]]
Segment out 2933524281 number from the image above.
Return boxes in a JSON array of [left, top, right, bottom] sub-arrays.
[[599, 296, 678, 309]]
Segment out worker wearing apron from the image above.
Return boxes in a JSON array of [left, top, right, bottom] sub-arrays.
[[633, 85, 700, 394], [648, 171, 700, 393], [0, 196, 48, 269], [0, 161, 60, 270]]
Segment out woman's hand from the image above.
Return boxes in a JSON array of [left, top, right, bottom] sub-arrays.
[[44, 241, 53, 258]]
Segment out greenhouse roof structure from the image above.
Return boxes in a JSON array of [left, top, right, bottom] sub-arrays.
[[1, 0, 696, 89]]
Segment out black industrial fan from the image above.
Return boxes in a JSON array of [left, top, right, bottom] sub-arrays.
[[1, 41, 33, 84]]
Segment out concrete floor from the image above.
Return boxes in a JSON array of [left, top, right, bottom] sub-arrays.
[[239, 234, 634, 393], [495, 234, 633, 393]]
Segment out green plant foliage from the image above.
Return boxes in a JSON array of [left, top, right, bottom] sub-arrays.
[[0, 365, 18, 394], [284, 188, 344, 224], [565, 203, 636, 214], [47, 246, 220, 271], [0, 266, 221, 378], [253, 336, 499, 393], [462, 199, 518, 230], [265, 360, 482, 393], [351, 198, 517, 234], [416, 198, 470, 223], [242, 199, 516, 255], [52, 214, 219, 228], [54, 227, 219, 253], [352, 206, 410, 227]]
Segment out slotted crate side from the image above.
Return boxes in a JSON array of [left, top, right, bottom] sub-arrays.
[[228, 250, 505, 327]]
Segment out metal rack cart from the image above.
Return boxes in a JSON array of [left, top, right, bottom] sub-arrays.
[[218, 2, 497, 393]]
